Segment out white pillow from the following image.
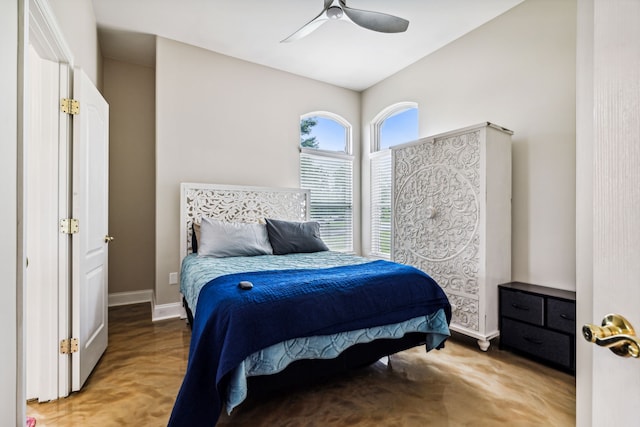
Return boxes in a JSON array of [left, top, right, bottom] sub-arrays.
[[198, 218, 273, 258]]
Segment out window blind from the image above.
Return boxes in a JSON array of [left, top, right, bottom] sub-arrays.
[[370, 150, 392, 258], [300, 150, 353, 252]]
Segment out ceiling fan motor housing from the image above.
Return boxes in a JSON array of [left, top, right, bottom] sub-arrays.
[[327, 6, 344, 20]]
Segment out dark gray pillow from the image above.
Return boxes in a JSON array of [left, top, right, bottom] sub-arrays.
[[265, 218, 329, 255]]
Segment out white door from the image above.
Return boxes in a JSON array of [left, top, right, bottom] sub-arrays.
[[577, 1, 640, 426], [25, 45, 61, 402], [71, 68, 110, 391]]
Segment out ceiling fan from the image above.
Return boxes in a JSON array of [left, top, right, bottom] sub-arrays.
[[281, 0, 409, 43]]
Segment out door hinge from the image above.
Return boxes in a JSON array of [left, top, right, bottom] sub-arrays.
[[60, 218, 79, 234], [60, 338, 79, 355], [60, 98, 79, 115]]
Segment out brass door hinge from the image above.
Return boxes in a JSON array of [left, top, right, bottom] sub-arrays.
[[60, 218, 79, 234], [60, 338, 78, 355], [60, 98, 79, 115]]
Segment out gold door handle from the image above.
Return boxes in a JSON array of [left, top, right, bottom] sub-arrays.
[[104, 235, 115, 244], [583, 314, 640, 358]]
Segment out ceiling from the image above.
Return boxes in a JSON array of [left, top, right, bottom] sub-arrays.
[[93, 0, 524, 92]]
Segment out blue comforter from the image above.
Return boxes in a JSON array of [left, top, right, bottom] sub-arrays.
[[168, 260, 450, 426]]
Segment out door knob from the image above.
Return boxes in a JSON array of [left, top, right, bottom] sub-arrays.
[[583, 314, 640, 358], [104, 235, 115, 244]]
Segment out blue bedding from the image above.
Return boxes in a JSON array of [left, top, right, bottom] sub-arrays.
[[169, 259, 450, 426], [181, 251, 451, 412]]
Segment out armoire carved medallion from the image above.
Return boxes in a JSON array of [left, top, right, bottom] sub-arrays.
[[392, 123, 512, 350]]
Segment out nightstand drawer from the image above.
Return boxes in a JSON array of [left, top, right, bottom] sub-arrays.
[[501, 318, 572, 368], [547, 299, 576, 334], [500, 290, 544, 325]]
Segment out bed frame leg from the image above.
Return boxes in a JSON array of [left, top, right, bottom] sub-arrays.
[[378, 355, 393, 369]]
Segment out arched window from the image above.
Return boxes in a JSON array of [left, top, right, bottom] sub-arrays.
[[370, 103, 418, 258], [300, 112, 353, 252]]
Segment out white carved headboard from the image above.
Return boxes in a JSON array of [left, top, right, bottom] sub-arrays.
[[180, 183, 310, 259]]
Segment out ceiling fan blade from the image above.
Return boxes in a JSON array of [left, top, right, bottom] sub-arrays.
[[281, 17, 328, 43], [281, 2, 333, 43], [340, 1, 409, 33]]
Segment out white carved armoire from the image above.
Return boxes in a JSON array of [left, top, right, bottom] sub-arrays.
[[392, 122, 512, 350]]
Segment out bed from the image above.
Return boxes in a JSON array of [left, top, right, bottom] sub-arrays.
[[168, 183, 451, 426]]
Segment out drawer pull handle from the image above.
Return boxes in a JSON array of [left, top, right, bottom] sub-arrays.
[[560, 314, 574, 321], [512, 303, 529, 311], [523, 336, 544, 345]]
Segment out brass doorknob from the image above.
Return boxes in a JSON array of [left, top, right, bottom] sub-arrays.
[[583, 314, 640, 358], [104, 235, 115, 244]]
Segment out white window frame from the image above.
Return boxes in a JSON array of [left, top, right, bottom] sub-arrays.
[[299, 112, 354, 252], [300, 111, 352, 154], [369, 102, 418, 258]]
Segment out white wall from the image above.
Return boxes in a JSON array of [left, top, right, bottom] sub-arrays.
[[48, 0, 101, 87], [155, 37, 361, 304], [362, 0, 577, 291], [1, 0, 21, 424]]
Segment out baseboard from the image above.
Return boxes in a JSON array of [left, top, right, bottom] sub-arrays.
[[108, 290, 154, 307], [151, 293, 187, 322], [108, 289, 186, 322]]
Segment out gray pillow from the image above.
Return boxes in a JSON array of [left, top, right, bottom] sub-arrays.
[[265, 218, 329, 255], [198, 218, 273, 258]]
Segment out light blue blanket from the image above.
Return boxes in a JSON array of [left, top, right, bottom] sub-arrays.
[[181, 251, 374, 316], [226, 308, 449, 413]]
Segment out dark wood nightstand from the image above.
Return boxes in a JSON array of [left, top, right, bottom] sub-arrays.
[[499, 282, 576, 374]]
